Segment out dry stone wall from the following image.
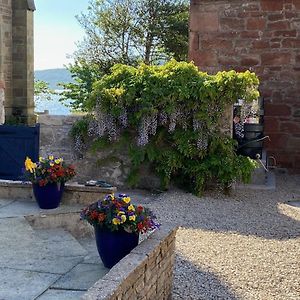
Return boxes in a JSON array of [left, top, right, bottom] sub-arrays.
[[38, 115, 160, 189], [189, 0, 300, 172]]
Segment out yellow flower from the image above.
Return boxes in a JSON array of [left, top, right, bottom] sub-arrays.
[[129, 215, 136, 222], [48, 155, 54, 160], [54, 159, 61, 164], [112, 218, 121, 225], [118, 211, 125, 215], [39, 156, 44, 162], [50, 163, 54, 167], [128, 204, 135, 211], [123, 197, 131, 204], [25, 157, 37, 173], [108, 193, 114, 200], [120, 215, 127, 223]]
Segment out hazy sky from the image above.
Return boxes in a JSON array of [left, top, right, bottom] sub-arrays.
[[34, 0, 90, 70]]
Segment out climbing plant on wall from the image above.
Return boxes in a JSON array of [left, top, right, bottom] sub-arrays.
[[71, 60, 259, 195]]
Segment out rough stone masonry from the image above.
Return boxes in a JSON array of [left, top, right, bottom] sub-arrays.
[[189, 0, 300, 173]]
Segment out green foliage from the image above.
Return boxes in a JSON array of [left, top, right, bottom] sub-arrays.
[[63, 0, 189, 111], [76, 0, 189, 65], [59, 60, 103, 111], [34, 80, 55, 102], [69, 115, 92, 142], [72, 61, 259, 195]]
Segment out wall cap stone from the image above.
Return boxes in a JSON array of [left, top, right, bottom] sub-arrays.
[[82, 225, 178, 300]]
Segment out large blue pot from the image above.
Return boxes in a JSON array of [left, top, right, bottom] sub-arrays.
[[95, 226, 139, 268], [33, 182, 64, 209]]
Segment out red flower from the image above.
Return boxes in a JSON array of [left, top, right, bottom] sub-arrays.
[[137, 205, 144, 212], [98, 213, 106, 222], [137, 222, 144, 231], [38, 179, 47, 187], [91, 211, 98, 220]]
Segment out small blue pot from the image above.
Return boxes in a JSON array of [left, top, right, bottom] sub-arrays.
[[33, 182, 64, 209], [94, 226, 139, 268]]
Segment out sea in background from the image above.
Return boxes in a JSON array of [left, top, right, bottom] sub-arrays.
[[35, 93, 71, 115], [34, 68, 73, 115]]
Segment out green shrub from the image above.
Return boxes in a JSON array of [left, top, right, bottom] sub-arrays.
[[72, 60, 259, 194]]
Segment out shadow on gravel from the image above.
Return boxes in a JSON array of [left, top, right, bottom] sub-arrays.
[[173, 255, 240, 300]]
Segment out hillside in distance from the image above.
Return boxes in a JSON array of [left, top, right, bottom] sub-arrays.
[[34, 68, 74, 90]]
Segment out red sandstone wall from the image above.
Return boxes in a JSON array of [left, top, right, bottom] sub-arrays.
[[189, 0, 300, 172]]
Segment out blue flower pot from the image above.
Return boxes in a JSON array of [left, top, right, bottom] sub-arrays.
[[94, 226, 139, 268], [33, 182, 64, 209]]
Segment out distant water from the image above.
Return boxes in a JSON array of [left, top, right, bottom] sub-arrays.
[[35, 93, 71, 115]]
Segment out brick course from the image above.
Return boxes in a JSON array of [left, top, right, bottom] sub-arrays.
[[189, 0, 300, 172]]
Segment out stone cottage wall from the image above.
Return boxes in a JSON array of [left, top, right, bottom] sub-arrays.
[[0, 0, 12, 118], [189, 0, 300, 172], [0, 0, 35, 124]]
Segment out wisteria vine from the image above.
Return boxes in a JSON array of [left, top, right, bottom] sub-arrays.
[[71, 60, 260, 194]]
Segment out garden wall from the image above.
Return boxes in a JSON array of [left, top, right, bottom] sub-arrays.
[[189, 0, 300, 172], [82, 225, 177, 300], [38, 114, 160, 189]]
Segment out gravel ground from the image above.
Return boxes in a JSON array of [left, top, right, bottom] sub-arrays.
[[136, 174, 300, 300]]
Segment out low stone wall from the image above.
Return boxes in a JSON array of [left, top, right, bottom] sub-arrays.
[[38, 114, 78, 163], [0, 180, 116, 205], [38, 114, 160, 189], [82, 225, 177, 300]]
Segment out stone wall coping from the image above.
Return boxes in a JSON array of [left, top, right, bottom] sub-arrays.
[[82, 224, 178, 300], [0, 180, 116, 193]]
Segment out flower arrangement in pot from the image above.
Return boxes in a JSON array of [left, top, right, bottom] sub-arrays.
[[24, 156, 76, 209], [81, 193, 160, 268]]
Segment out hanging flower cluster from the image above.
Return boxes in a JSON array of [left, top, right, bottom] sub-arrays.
[[87, 61, 260, 151]]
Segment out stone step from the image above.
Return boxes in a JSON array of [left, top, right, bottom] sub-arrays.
[[0, 199, 83, 219]]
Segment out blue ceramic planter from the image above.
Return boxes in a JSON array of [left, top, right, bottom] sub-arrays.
[[33, 182, 64, 209], [94, 226, 139, 268]]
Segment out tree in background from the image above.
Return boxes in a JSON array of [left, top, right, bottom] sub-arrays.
[[34, 80, 54, 103], [59, 60, 103, 111], [60, 0, 189, 111]]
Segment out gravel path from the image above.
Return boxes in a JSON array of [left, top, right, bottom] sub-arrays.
[[137, 174, 300, 300]]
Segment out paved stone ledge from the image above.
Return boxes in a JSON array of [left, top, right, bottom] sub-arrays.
[[82, 224, 178, 300], [0, 180, 116, 205]]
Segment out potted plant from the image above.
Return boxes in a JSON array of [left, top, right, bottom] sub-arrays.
[[80, 194, 160, 268], [24, 156, 76, 209]]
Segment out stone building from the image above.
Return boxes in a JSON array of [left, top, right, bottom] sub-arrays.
[[189, 0, 300, 172], [0, 0, 35, 124]]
